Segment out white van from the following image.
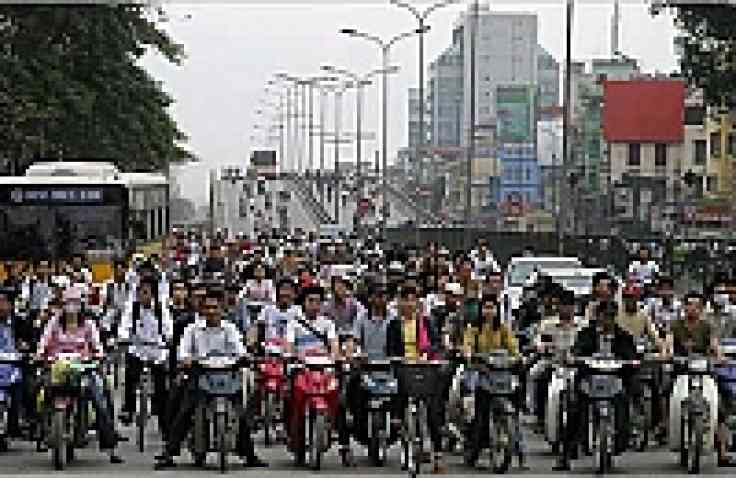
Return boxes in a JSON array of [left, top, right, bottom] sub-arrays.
[[503, 257, 583, 322]]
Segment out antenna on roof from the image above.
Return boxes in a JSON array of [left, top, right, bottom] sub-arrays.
[[611, 0, 620, 56]]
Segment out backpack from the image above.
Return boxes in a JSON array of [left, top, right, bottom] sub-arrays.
[[132, 301, 163, 337]]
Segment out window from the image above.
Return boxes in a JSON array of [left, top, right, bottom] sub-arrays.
[[729, 132, 736, 156], [694, 140, 706, 165], [655, 143, 667, 167], [711, 133, 721, 157], [628, 143, 641, 166], [707, 176, 717, 193], [525, 168, 531, 181]]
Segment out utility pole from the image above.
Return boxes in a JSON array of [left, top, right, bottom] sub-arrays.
[[465, 0, 478, 249], [334, 88, 343, 225], [320, 86, 326, 206], [560, 0, 574, 256]]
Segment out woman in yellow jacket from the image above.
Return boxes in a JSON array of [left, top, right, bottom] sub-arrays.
[[463, 295, 518, 356]]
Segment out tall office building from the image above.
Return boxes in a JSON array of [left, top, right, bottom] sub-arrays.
[[457, 4, 538, 146], [429, 43, 464, 148]]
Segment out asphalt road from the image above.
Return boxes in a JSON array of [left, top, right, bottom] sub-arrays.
[[1, 411, 734, 477]]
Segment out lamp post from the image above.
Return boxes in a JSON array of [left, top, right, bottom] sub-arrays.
[[390, 0, 459, 244], [339, 26, 423, 240], [321, 64, 400, 234]]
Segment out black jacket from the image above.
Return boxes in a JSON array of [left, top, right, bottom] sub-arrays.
[[573, 321, 636, 361], [386, 316, 436, 358]]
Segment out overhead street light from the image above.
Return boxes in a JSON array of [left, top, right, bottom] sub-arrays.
[[338, 26, 423, 240]]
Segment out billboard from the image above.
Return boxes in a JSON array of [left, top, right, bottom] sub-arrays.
[[497, 84, 536, 143]]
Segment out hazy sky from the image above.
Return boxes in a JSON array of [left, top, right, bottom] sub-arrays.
[[142, 1, 679, 205]]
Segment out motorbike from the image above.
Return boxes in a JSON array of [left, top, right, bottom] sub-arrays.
[[286, 354, 339, 471], [571, 351, 631, 474], [355, 355, 399, 467], [44, 352, 98, 470], [253, 338, 287, 447], [189, 354, 244, 474], [0, 351, 23, 452], [462, 351, 522, 474], [671, 354, 714, 474], [716, 338, 736, 463], [629, 337, 661, 452]]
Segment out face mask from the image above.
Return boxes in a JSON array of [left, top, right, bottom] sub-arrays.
[[64, 303, 81, 314]]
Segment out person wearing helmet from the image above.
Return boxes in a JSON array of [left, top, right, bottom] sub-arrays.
[[38, 284, 123, 463]]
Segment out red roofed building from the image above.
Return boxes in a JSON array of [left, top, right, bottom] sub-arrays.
[[603, 80, 684, 143]]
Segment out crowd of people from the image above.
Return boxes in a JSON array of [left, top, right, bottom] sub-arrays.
[[0, 228, 735, 473]]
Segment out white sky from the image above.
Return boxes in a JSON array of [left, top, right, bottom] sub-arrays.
[[142, 1, 679, 205]]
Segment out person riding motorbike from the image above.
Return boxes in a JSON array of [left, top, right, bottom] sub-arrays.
[[155, 285, 267, 469], [628, 247, 660, 297], [556, 300, 636, 469], [646, 275, 682, 328], [37, 284, 123, 463], [254, 278, 301, 346], [663, 292, 721, 463], [322, 275, 366, 334], [0, 287, 23, 439], [243, 263, 275, 303]]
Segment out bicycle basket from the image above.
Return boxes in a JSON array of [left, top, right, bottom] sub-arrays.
[[397, 364, 445, 397], [198, 371, 242, 396], [584, 374, 622, 399], [361, 371, 398, 396], [480, 369, 515, 395]]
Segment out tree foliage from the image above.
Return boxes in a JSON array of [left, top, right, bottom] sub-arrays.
[[653, 3, 736, 108], [0, 4, 196, 173]]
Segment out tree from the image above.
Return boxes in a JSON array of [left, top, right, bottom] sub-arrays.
[[652, 2, 736, 107], [0, 4, 196, 173]]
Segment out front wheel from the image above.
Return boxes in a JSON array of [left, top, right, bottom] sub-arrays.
[[137, 388, 148, 453], [368, 411, 386, 467], [217, 412, 228, 474], [596, 416, 612, 475], [264, 392, 274, 448], [688, 415, 703, 474], [52, 411, 67, 471], [310, 412, 325, 472], [491, 409, 513, 474]]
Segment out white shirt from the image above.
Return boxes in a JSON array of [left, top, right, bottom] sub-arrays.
[[645, 297, 682, 326], [119, 299, 173, 360], [628, 261, 660, 284], [178, 319, 246, 361], [244, 279, 275, 303], [286, 314, 336, 356]]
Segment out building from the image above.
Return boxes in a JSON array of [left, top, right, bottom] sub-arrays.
[[537, 45, 559, 108], [429, 43, 464, 148], [458, 6, 538, 141], [537, 110, 563, 212], [497, 142, 540, 207]]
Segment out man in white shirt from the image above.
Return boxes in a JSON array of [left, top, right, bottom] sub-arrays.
[[286, 285, 338, 358], [156, 286, 266, 469], [119, 275, 172, 427]]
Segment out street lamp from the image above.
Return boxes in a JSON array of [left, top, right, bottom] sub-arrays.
[[390, 0, 460, 243], [339, 26, 423, 240], [321, 64, 400, 234]]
